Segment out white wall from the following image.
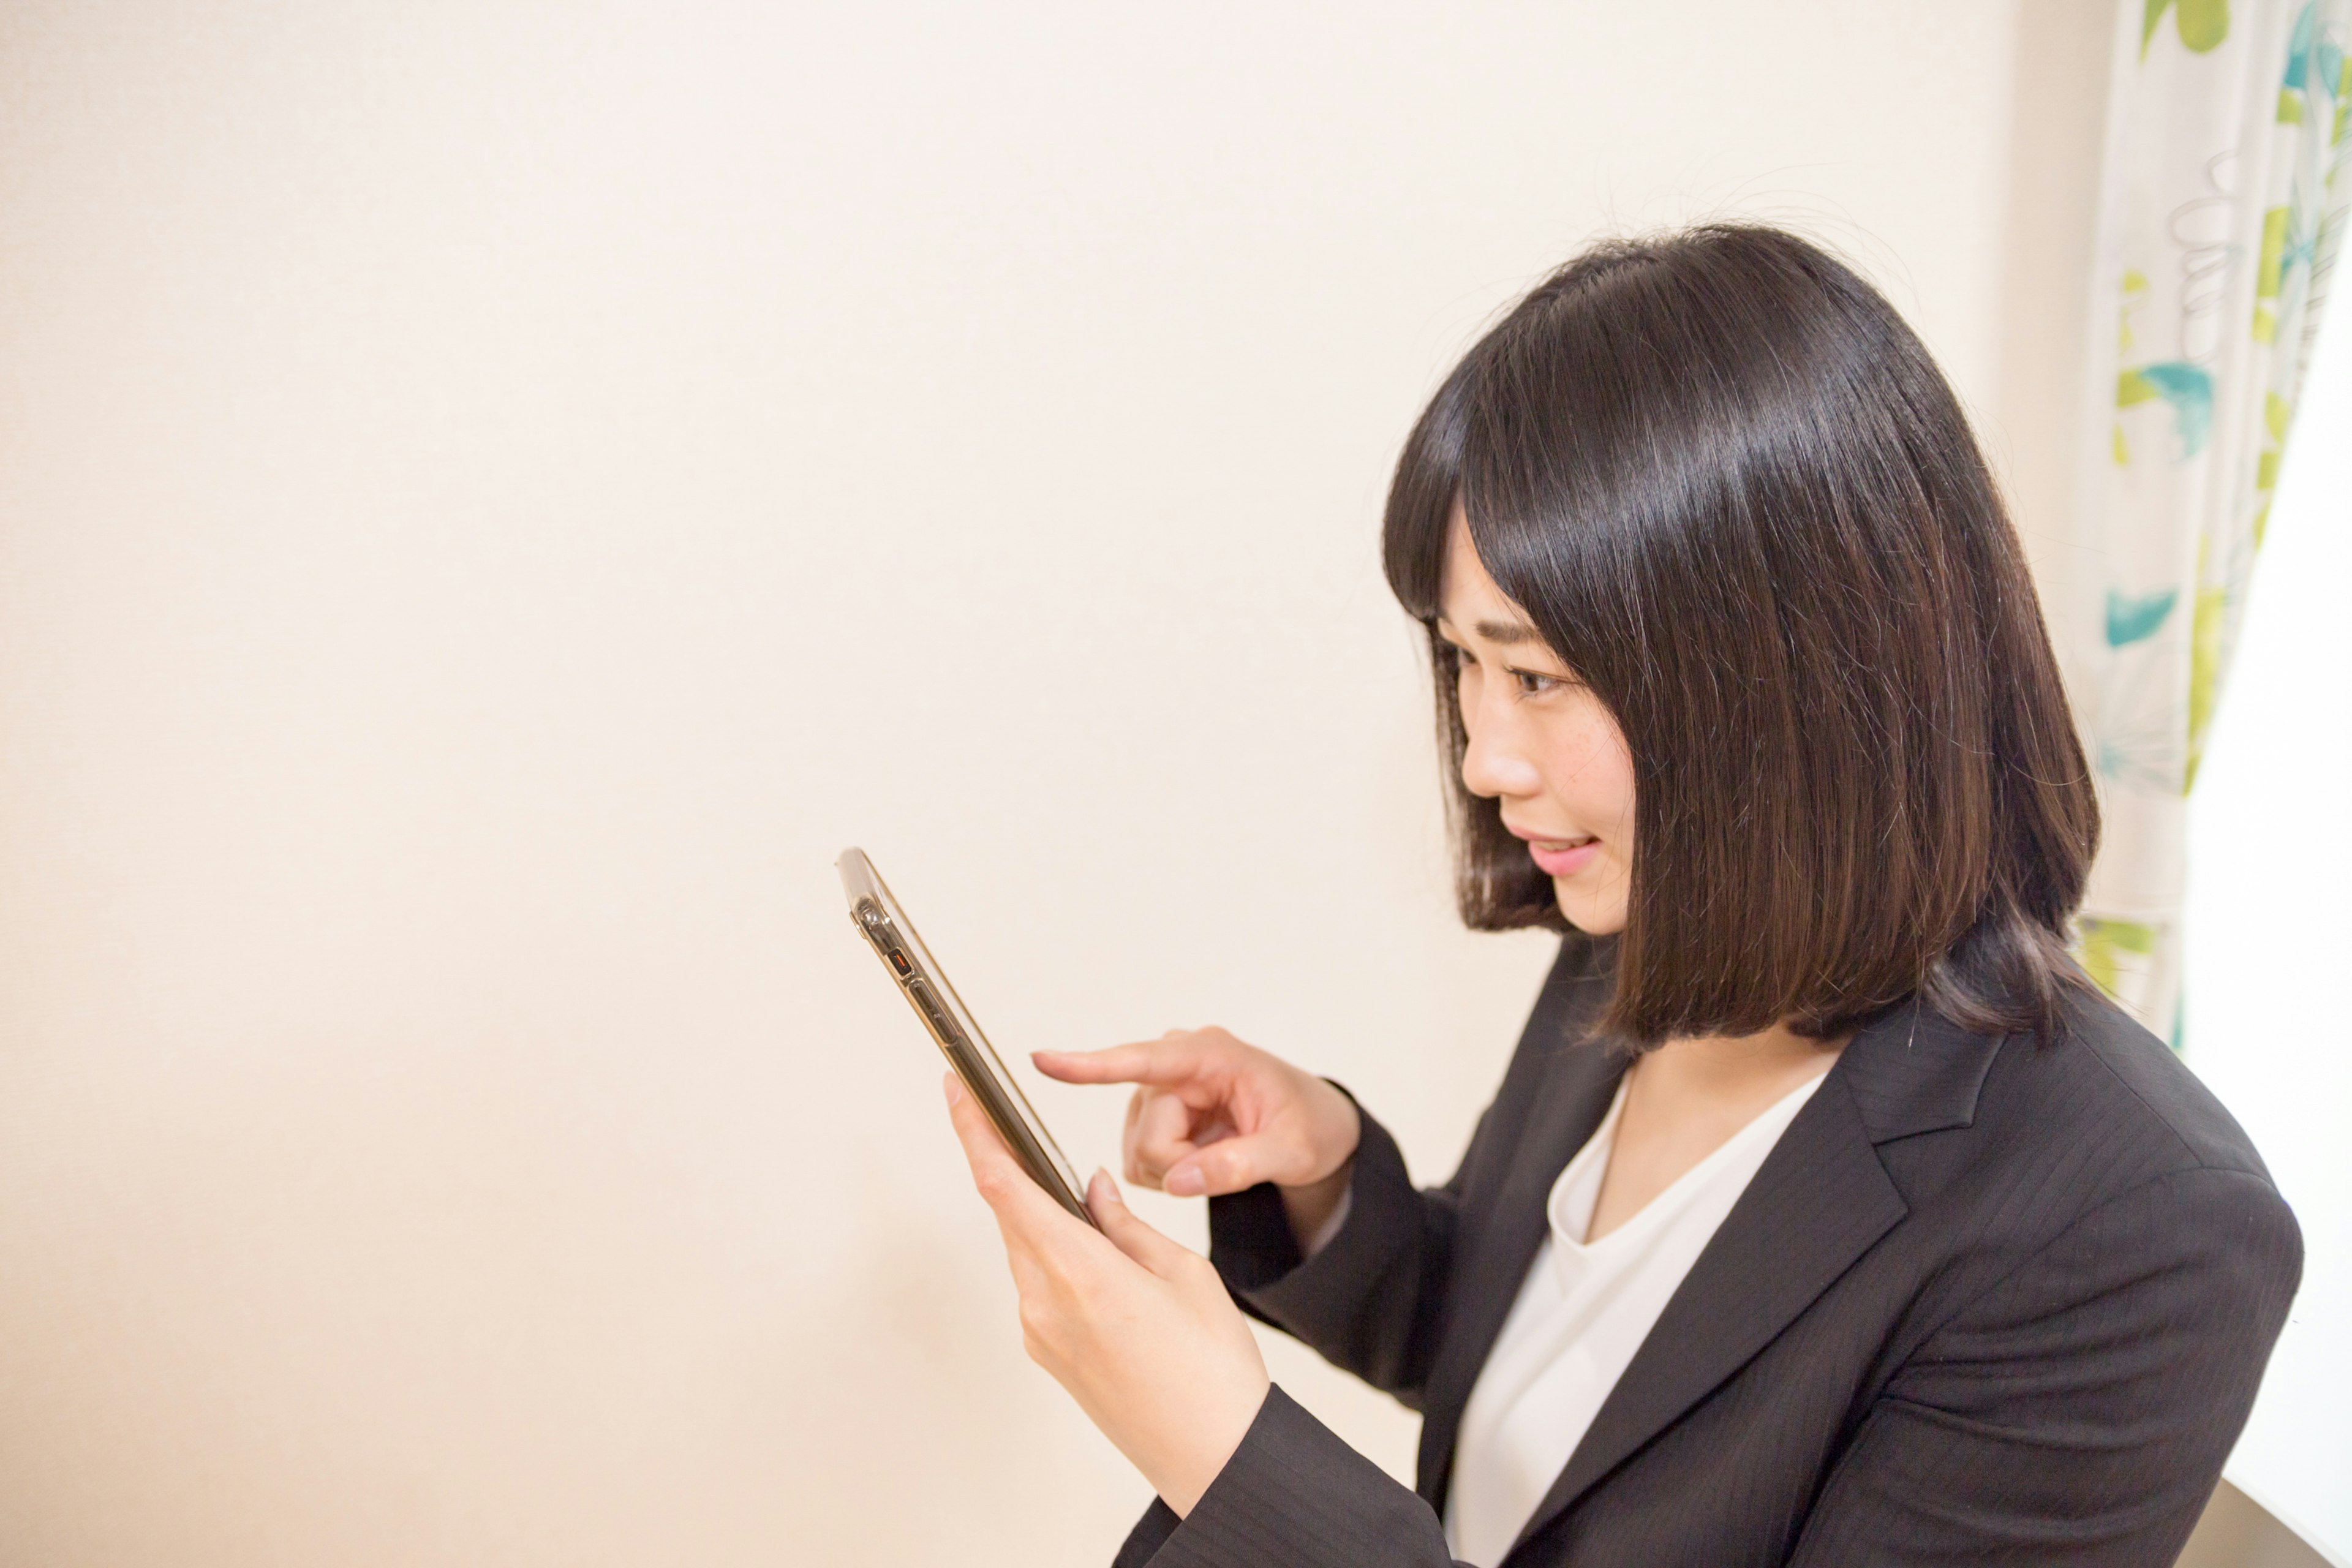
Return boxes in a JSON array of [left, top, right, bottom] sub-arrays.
[[2185, 302, 2352, 1565], [0, 4, 2095, 1564]]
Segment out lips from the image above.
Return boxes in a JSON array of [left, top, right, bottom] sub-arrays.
[[1508, 825, 1601, 877], [1502, 821, 1593, 848]]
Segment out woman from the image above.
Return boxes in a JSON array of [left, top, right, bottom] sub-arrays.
[[938, 224, 2302, 1567]]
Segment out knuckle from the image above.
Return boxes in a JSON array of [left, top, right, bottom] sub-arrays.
[[1039, 1254, 1090, 1303], [971, 1168, 1017, 1205], [1133, 1124, 1180, 1159]]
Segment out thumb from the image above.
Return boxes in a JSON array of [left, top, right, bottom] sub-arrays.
[[1163, 1133, 1291, 1199], [1084, 1169, 1196, 1279]]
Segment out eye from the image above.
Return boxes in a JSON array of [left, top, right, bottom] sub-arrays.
[[1510, 667, 1566, 696]]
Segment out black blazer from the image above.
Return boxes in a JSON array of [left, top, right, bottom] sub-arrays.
[[1112, 935, 2302, 1567]]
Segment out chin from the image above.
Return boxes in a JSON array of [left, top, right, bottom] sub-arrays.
[[1553, 876, 1629, 937]]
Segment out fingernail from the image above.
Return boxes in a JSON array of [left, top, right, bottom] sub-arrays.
[[942, 1073, 963, 1106], [1165, 1163, 1205, 1197], [1089, 1167, 1118, 1204]]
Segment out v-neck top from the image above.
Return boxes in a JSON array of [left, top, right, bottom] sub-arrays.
[[1441, 1066, 1830, 1567]]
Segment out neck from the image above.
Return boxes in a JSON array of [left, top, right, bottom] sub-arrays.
[[1635, 1020, 1849, 1105]]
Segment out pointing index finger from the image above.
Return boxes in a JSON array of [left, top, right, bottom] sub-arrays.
[[1031, 1039, 1205, 1088]]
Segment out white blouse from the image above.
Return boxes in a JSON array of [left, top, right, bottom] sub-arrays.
[[1439, 1067, 1830, 1567]]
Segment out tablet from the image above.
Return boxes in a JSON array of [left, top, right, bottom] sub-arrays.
[[837, 848, 1096, 1227]]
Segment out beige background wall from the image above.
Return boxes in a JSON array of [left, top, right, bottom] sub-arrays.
[[0, 4, 2111, 1564]]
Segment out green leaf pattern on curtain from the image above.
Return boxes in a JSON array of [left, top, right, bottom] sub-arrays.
[[2146, 0, 2237, 57], [2074, 0, 2350, 1042]]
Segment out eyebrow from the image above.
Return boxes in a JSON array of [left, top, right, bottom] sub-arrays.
[[1438, 616, 1545, 647]]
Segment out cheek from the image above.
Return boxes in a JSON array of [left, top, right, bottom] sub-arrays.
[[1542, 717, 1637, 831], [1597, 745, 1638, 836]]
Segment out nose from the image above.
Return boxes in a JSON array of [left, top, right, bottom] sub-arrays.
[[1459, 689, 1544, 802]]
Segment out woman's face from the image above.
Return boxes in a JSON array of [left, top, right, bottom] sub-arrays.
[[1437, 508, 1636, 935]]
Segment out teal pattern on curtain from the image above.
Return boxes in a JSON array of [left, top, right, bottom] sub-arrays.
[[2071, 0, 2350, 1041]]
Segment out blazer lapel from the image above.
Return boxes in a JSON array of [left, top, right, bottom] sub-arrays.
[[1498, 997, 2005, 1559], [1414, 1034, 1626, 1513]]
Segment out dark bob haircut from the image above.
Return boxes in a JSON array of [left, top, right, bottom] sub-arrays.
[[1382, 224, 2100, 1050]]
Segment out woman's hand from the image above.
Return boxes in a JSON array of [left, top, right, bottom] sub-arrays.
[[941, 1072, 1269, 1517], [1033, 1027, 1362, 1245]]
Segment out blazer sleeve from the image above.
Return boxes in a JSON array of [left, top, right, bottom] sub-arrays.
[[1204, 1089, 1475, 1412], [1786, 1163, 2303, 1567], [1111, 1385, 1471, 1568]]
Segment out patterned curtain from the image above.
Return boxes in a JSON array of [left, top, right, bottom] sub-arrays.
[[2070, 0, 2350, 1042]]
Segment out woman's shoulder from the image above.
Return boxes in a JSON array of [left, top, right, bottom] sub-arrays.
[[2024, 981, 2275, 1186], [1875, 979, 2294, 1267]]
